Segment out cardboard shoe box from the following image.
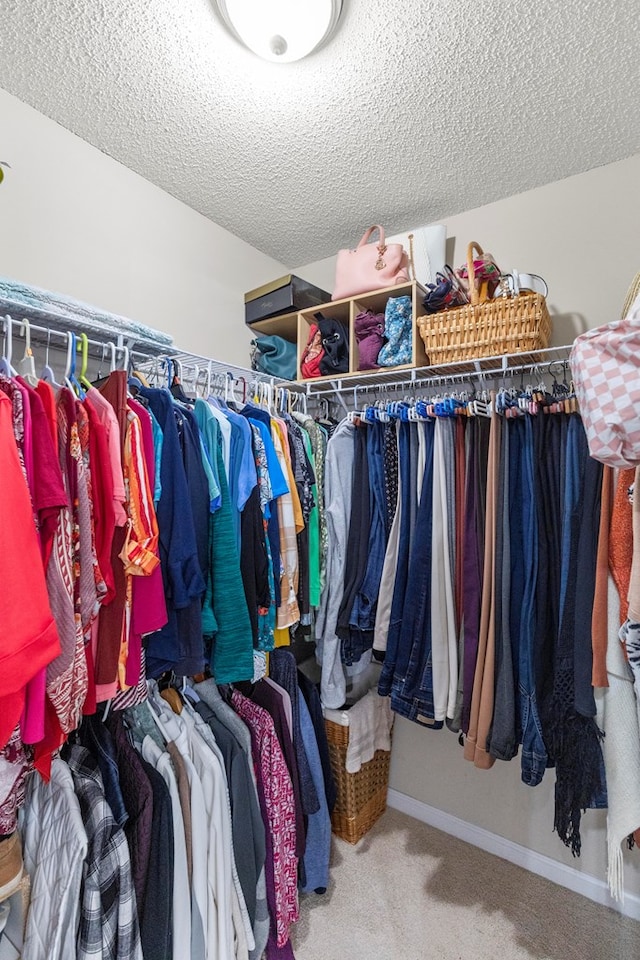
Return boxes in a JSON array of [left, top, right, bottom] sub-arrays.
[[245, 274, 331, 325]]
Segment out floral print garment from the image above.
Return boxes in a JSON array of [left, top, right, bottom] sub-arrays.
[[231, 690, 298, 947]]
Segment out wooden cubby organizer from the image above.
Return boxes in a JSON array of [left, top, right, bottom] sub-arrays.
[[249, 280, 428, 383]]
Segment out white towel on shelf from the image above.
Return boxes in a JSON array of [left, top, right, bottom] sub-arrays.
[[344, 690, 394, 774]]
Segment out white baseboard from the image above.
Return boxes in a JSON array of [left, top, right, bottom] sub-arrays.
[[387, 788, 640, 922]]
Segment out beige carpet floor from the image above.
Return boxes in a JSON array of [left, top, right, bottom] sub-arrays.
[[291, 808, 640, 960]]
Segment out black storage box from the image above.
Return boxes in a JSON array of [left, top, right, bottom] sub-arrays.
[[245, 274, 331, 325]]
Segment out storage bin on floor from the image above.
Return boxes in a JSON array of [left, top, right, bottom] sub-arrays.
[[324, 716, 391, 844]]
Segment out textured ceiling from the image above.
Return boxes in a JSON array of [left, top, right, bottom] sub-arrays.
[[1, 0, 639, 266]]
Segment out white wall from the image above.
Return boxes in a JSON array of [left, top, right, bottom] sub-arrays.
[[295, 154, 640, 344], [0, 87, 287, 366], [297, 155, 640, 902]]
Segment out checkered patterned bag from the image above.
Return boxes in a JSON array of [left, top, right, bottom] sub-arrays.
[[570, 291, 640, 468]]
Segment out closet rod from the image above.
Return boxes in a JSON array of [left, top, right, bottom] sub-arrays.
[[343, 358, 573, 410], [1, 315, 166, 380], [2, 314, 130, 363], [139, 347, 306, 393], [1, 314, 298, 390], [303, 344, 574, 397], [382, 355, 571, 392], [0, 283, 304, 388]]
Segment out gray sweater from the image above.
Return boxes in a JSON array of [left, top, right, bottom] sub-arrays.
[[315, 418, 355, 708]]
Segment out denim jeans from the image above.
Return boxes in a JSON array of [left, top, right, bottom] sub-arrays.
[[562, 419, 607, 808], [559, 416, 582, 625], [390, 422, 443, 727], [394, 421, 435, 691], [532, 413, 562, 710], [408, 423, 419, 554], [517, 416, 548, 786], [338, 426, 370, 664], [378, 422, 412, 697], [350, 422, 387, 633]]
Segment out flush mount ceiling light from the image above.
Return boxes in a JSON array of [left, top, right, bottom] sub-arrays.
[[215, 0, 343, 63]]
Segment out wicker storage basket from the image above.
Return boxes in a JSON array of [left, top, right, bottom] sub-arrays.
[[325, 717, 391, 844], [417, 242, 552, 364]]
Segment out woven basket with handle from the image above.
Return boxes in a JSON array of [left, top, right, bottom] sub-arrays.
[[417, 241, 552, 363], [325, 718, 391, 844]]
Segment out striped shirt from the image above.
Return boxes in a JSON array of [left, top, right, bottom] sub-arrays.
[[66, 744, 143, 960]]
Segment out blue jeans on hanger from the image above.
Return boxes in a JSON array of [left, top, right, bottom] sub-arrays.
[[378, 422, 412, 698], [408, 423, 419, 554], [350, 422, 387, 635], [559, 416, 582, 626], [518, 415, 548, 786], [390, 421, 442, 727]]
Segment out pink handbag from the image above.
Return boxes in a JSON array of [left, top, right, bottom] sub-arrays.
[[332, 225, 410, 300], [570, 291, 640, 468]]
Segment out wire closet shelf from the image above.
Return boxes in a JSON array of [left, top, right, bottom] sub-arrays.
[[2, 294, 573, 411], [300, 344, 575, 400], [135, 348, 307, 399], [1, 307, 305, 399]]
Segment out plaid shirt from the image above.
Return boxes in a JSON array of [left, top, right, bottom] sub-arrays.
[[66, 745, 143, 960]]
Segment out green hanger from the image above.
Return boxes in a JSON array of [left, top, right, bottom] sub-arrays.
[[78, 332, 92, 391]]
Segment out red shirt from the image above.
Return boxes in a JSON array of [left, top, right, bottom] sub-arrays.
[[0, 391, 61, 748]]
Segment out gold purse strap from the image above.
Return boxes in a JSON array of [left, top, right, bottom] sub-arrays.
[[621, 272, 640, 319], [408, 233, 416, 282], [358, 225, 386, 252]]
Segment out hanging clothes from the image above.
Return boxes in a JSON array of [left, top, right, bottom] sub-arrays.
[[2, 332, 335, 960], [317, 388, 611, 860], [0, 387, 61, 806], [315, 418, 356, 708], [64, 743, 143, 960]]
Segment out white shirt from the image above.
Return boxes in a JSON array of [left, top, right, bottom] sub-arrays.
[[141, 736, 193, 960], [148, 686, 237, 960], [146, 688, 210, 960], [22, 759, 87, 960], [183, 702, 254, 957], [316, 419, 356, 707]]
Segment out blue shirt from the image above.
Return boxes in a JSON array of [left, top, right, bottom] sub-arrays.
[[210, 400, 257, 549]]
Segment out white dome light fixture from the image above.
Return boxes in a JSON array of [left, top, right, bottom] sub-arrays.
[[215, 0, 343, 63]]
